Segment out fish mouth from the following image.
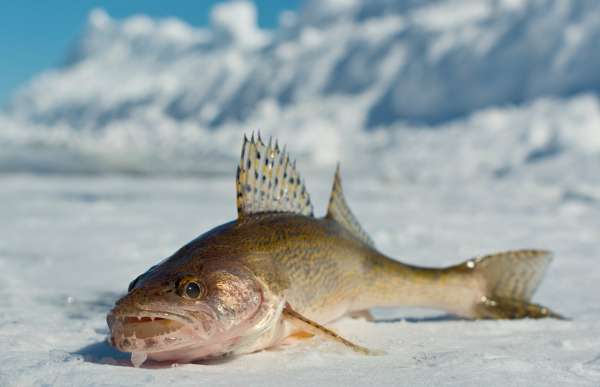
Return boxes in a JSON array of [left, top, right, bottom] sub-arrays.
[[110, 315, 184, 339], [107, 309, 204, 353]]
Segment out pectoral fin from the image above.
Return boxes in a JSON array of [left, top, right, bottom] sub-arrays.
[[282, 304, 385, 356]]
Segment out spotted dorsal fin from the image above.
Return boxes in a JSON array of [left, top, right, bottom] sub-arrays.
[[236, 133, 313, 219], [325, 165, 374, 248]]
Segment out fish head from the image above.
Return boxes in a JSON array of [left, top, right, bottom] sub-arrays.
[[107, 252, 289, 363]]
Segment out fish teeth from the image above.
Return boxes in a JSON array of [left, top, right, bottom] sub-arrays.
[[150, 316, 155, 321]]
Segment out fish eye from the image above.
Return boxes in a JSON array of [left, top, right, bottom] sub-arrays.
[[179, 280, 205, 300], [176, 276, 206, 300], [186, 282, 202, 298]]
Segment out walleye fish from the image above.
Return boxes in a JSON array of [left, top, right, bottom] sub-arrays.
[[107, 134, 561, 367]]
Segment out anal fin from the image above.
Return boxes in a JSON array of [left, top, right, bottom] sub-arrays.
[[282, 304, 384, 356]]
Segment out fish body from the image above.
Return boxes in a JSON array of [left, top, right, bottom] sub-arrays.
[[107, 134, 561, 365]]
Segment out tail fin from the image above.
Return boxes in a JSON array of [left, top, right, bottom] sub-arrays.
[[454, 250, 563, 319]]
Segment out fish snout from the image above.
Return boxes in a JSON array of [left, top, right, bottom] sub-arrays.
[[106, 305, 214, 353], [107, 311, 191, 352]]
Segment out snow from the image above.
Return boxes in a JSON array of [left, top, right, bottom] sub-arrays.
[[1, 0, 600, 384], [210, 1, 271, 49], [1, 174, 600, 385], [2, 0, 600, 175]]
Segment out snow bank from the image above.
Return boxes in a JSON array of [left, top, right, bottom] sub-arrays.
[[2, 0, 600, 178], [2, 93, 599, 186]]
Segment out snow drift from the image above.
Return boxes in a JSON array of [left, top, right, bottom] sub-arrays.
[[1, 0, 600, 180]]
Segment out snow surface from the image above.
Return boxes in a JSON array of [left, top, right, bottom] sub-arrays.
[[1, 0, 600, 385], [1, 174, 599, 385]]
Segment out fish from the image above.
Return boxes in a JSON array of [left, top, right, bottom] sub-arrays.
[[107, 133, 562, 367]]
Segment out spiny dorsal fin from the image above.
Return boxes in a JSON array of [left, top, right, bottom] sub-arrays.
[[236, 132, 313, 219], [325, 165, 375, 248]]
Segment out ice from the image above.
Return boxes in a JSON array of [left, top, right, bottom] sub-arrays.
[[131, 352, 147, 368]]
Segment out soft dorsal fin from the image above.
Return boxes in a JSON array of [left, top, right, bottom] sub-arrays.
[[325, 165, 375, 248], [236, 133, 313, 219]]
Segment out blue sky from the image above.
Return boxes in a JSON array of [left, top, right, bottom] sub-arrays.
[[0, 0, 305, 109]]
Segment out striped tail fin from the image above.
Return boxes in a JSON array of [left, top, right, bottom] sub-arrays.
[[453, 250, 563, 319]]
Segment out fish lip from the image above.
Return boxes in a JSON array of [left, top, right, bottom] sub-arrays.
[[108, 301, 216, 325], [107, 306, 191, 327], [107, 303, 217, 352], [141, 302, 218, 324]]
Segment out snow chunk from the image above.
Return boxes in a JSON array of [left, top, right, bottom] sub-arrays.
[[89, 8, 111, 30], [412, 0, 492, 31], [122, 15, 155, 36], [210, 0, 270, 49], [49, 350, 83, 363]]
